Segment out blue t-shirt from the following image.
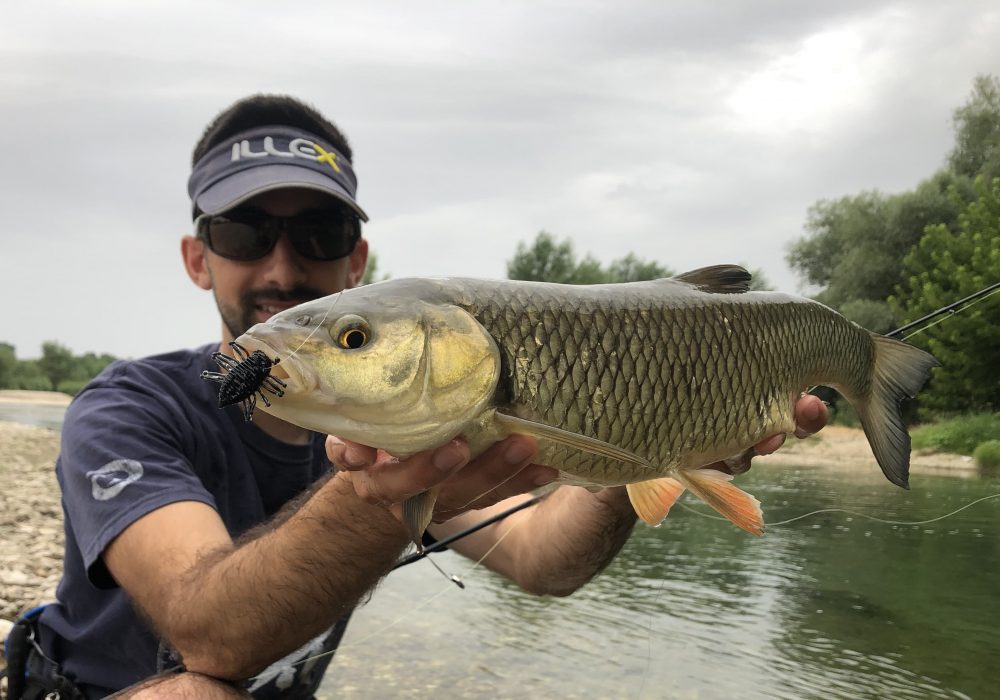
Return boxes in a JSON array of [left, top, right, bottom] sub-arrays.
[[37, 345, 348, 698]]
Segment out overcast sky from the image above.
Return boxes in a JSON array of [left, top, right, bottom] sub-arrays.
[[2, 1, 998, 359]]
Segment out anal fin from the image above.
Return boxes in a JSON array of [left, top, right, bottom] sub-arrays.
[[626, 477, 686, 526], [677, 469, 764, 536]]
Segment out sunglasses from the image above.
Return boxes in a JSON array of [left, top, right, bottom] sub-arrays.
[[196, 207, 361, 262]]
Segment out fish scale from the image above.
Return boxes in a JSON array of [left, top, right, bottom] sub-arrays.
[[453, 277, 871, 486]]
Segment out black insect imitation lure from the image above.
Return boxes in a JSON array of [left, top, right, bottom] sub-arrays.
[[201, 341, 287, 422]]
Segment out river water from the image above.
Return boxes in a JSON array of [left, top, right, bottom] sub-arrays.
[[0, 402, 69, 431], [4, 404, 995, 698], [327, 462, 999, 699]]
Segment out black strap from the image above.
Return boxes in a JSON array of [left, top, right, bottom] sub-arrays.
[[4, 612, 86, 700], [4, 617, 31, 700]]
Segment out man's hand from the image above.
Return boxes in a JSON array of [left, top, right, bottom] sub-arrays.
[[328, 393, 828, 523], [326, 435, 556, 522], [712, 392, 828, 474]]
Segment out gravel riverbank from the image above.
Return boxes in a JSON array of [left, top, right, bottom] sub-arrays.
[[0, 421, 64, 621]]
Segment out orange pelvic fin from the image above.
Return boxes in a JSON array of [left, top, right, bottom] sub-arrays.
[[677, 468, 764, 536], [626, 477, 687, 526]]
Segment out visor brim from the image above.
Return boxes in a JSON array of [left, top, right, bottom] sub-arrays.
[[193, 164, 369, 221]]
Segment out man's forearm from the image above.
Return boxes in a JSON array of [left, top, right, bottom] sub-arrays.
[[508, 486, 637, 596], [164, 471, 411, 679]]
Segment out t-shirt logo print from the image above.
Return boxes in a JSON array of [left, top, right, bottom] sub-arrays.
[[86, 459, 144, 501]]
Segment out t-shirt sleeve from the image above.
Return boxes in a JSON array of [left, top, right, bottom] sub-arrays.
[[58, 369, 219, 589]]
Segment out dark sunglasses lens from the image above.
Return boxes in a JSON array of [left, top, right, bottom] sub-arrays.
[[288, 213, 360, 260], [199, 209, 360, 261], [204, 218, 277, 261]]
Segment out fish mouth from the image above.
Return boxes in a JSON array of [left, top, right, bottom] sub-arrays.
[[235, 335, 315, 393]]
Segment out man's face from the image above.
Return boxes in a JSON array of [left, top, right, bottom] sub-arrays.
[[182, 188, 369, 344]]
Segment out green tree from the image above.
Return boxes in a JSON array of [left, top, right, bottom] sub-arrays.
[[0, 341, 117, 392], [0, 342, 16, 389], [787, 170, 973, 332], [837, 299, 897, 334], [742, 265, 774, 292], [75, 352, 116, 381], [787, 75, 1000, 331], [37, 341, 75, 390], [507, 231, 672, 284], [948, 74, 1000, 182], [890, 177, 1000, 414], [14, 359, 53, 391], [507, 231, 584, 283], [606, 253, 671, 282]]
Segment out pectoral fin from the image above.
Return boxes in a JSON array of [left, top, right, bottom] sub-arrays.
[[402, 489, 439, 548], [495, 413, 653, 470], [626, 477, 686, 526], [676, 468, 764, 536]]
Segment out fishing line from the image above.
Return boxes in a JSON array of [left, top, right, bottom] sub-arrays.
[[889, 281, 1000, 339], [675, 492, 1000, 527], [637, 576, 669, 700], [278, 289, 344, 364], [291, 510, 531, 667], [425, 554, 465, 589], [899, 285, 1000, 342], [394, 495, 544, 569], [437, 465, 537, 517]]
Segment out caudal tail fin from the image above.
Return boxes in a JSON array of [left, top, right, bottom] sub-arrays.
[[855, 335, 939, 489]]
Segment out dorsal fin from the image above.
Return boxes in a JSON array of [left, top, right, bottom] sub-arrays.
[[673, 265, 752, 294]]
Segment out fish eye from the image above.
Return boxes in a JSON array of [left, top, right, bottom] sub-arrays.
[[339, 328, 368, 349], [331, 315, 371, 350], [294, 315, 312, 327]]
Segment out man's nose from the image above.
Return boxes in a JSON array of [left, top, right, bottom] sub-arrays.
[[260, 233, 308, 287]]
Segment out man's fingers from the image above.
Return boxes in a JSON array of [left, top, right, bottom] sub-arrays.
[[347, 439, 472, 506], [793, 394, 828, 438], [436, 462, 556, 514], [753, 433, 786, 456], [325, 436, 377, 470], [434, 436, 555, 513], [331, 433, 555, 520], [731, 394, 830, 472]]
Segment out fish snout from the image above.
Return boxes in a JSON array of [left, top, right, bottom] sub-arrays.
[[235, 331, 312, 391]]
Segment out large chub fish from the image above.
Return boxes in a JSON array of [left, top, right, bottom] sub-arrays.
[[232, 265, 939, 539]]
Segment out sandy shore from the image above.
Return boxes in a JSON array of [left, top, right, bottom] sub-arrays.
[[0, 389, 73, 406], [757, 424, 975, 474]]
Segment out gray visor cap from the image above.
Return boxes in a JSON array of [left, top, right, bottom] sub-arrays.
[[187, 125, 369, 221]]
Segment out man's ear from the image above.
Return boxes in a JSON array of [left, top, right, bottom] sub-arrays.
[[181, 236, 213, 290], [346, 237, 369, 289]]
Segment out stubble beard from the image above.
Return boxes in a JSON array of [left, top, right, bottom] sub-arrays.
[[215, 286, 326, 341]]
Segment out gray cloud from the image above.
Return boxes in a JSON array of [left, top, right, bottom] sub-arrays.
[[1, 1, 997, 358]]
